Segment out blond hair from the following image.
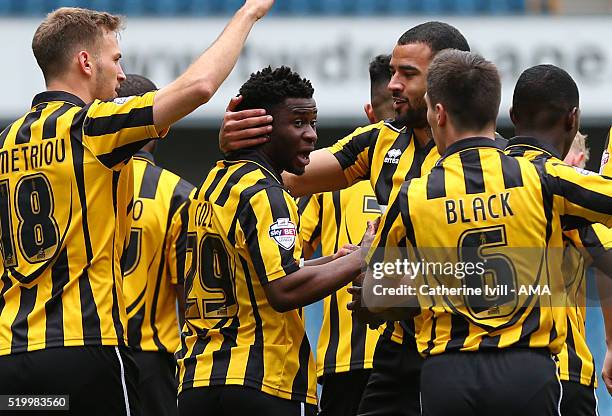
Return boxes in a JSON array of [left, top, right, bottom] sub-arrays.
[[32, 7, 124, 82], [569, 131, 590, 164]]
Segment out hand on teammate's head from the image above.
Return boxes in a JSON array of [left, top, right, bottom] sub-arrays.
[[219, 96, 273, 153]]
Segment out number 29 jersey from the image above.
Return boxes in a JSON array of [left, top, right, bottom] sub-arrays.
[[177, 151, 317, 405]]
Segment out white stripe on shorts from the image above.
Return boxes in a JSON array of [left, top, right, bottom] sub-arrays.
[[114, 346, 131, 416]]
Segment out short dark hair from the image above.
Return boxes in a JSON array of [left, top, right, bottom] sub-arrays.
[[117, 74, 157, 97], [512, 64, 579, 130], [369, 54, 391, 90], [427, 49, 500, 131], [397, 22, 470, 55], [32, 7, 124, 83], [236, 66, 314, 111]]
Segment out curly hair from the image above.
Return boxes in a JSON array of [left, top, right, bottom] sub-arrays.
[[236, 66, 314, 111]]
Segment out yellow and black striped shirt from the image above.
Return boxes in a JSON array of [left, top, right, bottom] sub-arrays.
[[0, 91, 164, 356], [298, 181, 381, 378], [602, 127, 611, 176], [177, 150, 317, 405], [122, 151, 194, 353], [506, 136, 612, 387], [328, 120, 439, 345], [369, 137, 612, 356]]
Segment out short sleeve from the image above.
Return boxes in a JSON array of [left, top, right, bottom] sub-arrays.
[[81, 91, 167, 169], [327, 123, 381, 187], [238, 186, 302, 284]]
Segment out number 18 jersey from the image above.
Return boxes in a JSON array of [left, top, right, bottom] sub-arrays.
[[0, 91, 164, 356]]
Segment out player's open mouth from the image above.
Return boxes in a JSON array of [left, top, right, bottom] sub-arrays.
[[296, 152, 311, 166]]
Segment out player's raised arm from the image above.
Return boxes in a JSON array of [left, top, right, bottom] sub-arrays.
[[153, 0, 274, 131]]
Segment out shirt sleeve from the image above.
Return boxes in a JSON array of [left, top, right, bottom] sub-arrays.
[[238, 186, 302, 284], [80, 91, 167, 170], [326, 123, 382, 187], [297, 193, 322, 247], [564, 223, 612, 263], [543, 160, 612, 228]]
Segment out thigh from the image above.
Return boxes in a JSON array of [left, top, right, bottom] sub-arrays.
[[178, 387, 221, 416], [358, 339, 421, 416], [560, 381, 598, 416], [420, 354, 476, 416], [0, 346, 140, 416], [319, 370, 371, 416], [134, 351, 178, 416], [221, 386, 317, 416]]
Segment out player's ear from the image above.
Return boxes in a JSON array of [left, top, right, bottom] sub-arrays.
[[509, 106, 518, 126], [77, 50, 93, 77], [565, 107, 579, 132], [435, 103, 446, 127], [364, 103, 377, 124]]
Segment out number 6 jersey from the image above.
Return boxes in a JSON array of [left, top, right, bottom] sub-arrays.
[[0, 91, 165, 356], [177, 150, 317, 405], [367, 137, 612, 356]]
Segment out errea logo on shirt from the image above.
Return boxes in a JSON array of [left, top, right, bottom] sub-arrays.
[[113, 96, 134, 105], [384, 148, 402, 164], [269, 218, 297, 250]]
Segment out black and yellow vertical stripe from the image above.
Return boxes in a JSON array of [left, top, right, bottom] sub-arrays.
[[298, 180, 381, 378], [122, 151, 194, 353], [368, 137, 612, 356], [507, 137, 612, 387], [0, 90, 164, 356], [177, 150, 317, 405]]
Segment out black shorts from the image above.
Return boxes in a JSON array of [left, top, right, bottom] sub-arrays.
[[0, 345, 140, 416], [178, 385, 317, 416], [319, 369, 371, 416], [133, 350, 178, 416], [420, 349, 561, 416], [560, 380, 598, 416], [357, 336, 423, 416]]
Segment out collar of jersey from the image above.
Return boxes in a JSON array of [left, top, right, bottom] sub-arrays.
[[32, 91, 86, 108], [505, 136, 562, 160], [224, 149, 283, 184], [442, 136, 504, 158], [134, 150, 155, 164]]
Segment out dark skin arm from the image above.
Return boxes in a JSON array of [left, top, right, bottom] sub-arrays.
[[263, 249, 364, 312], [262, 223, 375, 313]]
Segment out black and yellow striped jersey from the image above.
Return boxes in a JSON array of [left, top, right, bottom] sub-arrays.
[[298, 180, 381, 378], [560, 225, 611, 387], [506, 136, 612, 387], [602, 127, 611, 176], [368, 137, 612, 356], [177, 150, 317, 405], [0, 90, 164, 356], [122, 151, 194, 353], [327, 121, 439, 345]]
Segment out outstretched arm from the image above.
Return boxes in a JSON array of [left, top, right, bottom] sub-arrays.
[[153, 0, 274, 130]]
